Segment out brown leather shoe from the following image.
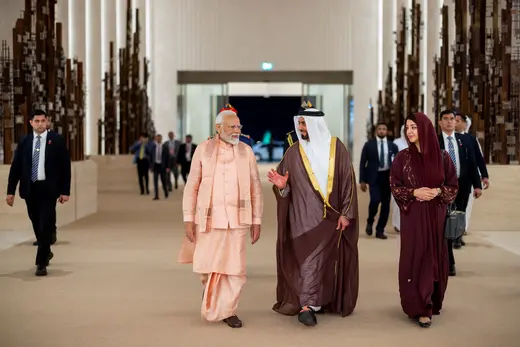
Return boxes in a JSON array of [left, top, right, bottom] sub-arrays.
[[223, 315, 242, 328]]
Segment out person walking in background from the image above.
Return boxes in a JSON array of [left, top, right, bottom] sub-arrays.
[[148, 134, 170, 200], [5, 109, 71, 277], [359, 122, 399, 239], [178, 134, 197, 184], [165, 131, 180, 191], [130, 132, 151, 195]]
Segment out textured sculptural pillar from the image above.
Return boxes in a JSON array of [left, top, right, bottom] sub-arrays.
[[382, 0, 394, 90], [425, 0, 441, 121], [56, 0, 69, 58], [86, 0, 102, 155]]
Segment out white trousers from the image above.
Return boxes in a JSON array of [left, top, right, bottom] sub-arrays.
[[391, 196, 400, 230], [465, 186, 475, 232]]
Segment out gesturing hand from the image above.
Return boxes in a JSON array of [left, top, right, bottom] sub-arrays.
[[336, 216, 350, 231], [267, 169, 289, 190]]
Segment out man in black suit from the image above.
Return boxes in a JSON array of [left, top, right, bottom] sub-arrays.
[[148, 133, 170, 200], [165, 131, 181, 191], [6, 109, 71, 276], [454, 112, 489, 189], [359, 122, 399, 239], [177, 134, 197, 184], [438, 109, 482, 276]]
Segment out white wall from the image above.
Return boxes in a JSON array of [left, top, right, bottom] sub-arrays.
[[0, 0, 22, 44], [152, 0, 378, 169]]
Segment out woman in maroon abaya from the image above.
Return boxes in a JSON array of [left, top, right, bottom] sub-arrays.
[[390, 113, 458, 328]]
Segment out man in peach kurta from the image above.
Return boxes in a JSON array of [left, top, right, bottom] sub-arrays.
[[178, 104, 263, 328]]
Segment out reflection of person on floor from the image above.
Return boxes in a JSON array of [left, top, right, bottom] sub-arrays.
[[177, 134, 197, 184], [178, 105, 263, 329], [438, 110, 482, 276], [454, 113, 490, 235], [165, 131, 180, 191], [5, 109, 71, 277], [148, 134, 170, 200], [390, 113, 458, 328], [359, 122, 399, 239], [130, 132, 151, 195], [391, 125, 409, 233], [267, 102, 359, 327]]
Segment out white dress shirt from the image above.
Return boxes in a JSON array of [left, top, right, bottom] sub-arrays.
[[155, 142, 162, 164], [377, 137, 389, 171], [185, 143, 192, 162], [33, 130, 47, 181], [442, 131, 460, 177]]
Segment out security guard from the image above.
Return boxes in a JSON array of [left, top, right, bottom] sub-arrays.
[[207, 133, 253, 147]]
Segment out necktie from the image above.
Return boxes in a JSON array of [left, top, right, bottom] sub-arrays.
[[447, 136, 457, 168], [31, 135, 41, 182], [379, 140, 385, 169], [139, 144, 145, 159]]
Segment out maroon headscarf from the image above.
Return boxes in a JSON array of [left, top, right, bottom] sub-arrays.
[[405, 112, 445, 187]]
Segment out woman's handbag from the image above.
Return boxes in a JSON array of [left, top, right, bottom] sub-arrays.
[[444, 203, 466, 240], [440, 150, 466, 239]]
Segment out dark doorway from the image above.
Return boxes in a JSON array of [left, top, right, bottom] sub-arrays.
[[228, 96, 302, 143]]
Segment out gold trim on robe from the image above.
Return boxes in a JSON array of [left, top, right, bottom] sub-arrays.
[[298, 137, 338, 218]]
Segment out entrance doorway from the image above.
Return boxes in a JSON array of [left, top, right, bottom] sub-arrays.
[[176, 71, 353, 154]]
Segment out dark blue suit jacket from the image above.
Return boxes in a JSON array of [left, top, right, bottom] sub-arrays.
[[359, 138, 399, 186]]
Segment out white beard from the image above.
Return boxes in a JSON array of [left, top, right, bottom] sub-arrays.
[[221, 135, 239, 145]]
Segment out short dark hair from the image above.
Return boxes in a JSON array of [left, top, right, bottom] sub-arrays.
[[31, 109, 47, 119], [439, 109, 455, 120], [376, 122, 387, 128], [454, 111, 469, 123], [139, 132, 148, 138]]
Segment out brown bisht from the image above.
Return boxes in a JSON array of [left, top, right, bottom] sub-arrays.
[[272, 137, 359, 317]]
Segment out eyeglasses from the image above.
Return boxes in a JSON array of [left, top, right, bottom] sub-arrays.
[[227, 124, 243, 130]]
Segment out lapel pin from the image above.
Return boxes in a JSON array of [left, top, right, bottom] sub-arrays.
[[48, 140, 51, 145]]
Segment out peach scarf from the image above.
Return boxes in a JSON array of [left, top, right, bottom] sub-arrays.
[[197, 135, 253, 233]]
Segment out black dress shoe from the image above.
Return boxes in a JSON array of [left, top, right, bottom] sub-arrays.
[[460, 239, 466, 246], [298, 308, 317, 326], [223, 315, 242, 328], [35, 266, 47, 276], [376, 233, 388, 240], [365, 224, 373, 236], [449, 266, 456, 276]]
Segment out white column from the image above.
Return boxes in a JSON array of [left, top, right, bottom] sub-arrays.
[[116, 0, 126, 49], [102, 0, 117, 71], [425, 0, 441, 121], [86, 0, 102, 155], [135, 0, 147, 82], [55, 0, 69, 58], [101, 0, 117, 154], [352, 0, 379, 172], [381, 0, 394, 91], [152, 0, 177, 134], [69, 0, 86, 62]]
